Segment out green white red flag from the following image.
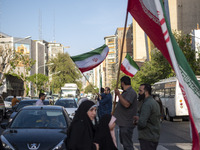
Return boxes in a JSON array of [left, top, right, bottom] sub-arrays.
[[127, 0, 200, 149], [71, 45, 109, 73], [121, 53, 139, 77]]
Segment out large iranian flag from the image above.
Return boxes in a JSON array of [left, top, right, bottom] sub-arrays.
[[121, 53, 139, 77], [71, 45, 109, 73], [127, 0, 200, 149]]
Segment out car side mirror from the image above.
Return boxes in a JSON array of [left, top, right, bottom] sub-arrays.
[[1, 122, 9, 129]]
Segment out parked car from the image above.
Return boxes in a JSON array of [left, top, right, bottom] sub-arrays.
[[55, 98, 78, 119], [1, 105, 71, 150], [0, 95, 6, 122], [9, 99, 50, 122]]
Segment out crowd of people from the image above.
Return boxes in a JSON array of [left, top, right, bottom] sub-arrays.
[[64, 75, 162, 150], [10, 75, 162, 150]]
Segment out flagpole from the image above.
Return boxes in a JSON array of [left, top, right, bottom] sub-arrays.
[[112, 6, 129, 114], [69, 57, 98, 96]]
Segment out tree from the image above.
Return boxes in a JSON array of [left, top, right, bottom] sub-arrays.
[[84, 85, 98, 94], [9, 52, 35, 97], [0, 45, 14, 86], [28, 73, 49, 94], [48, 52, 82, 93]]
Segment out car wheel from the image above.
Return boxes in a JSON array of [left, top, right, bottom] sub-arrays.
[[0, 110, 3, 122]]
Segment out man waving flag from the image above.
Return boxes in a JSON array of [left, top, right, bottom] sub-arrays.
[[71, 44, 109, 73], [120, 53, 139, 77], [127, 0, 200, 149]]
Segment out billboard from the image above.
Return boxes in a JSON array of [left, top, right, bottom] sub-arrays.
[[15, 43, 30, 55]]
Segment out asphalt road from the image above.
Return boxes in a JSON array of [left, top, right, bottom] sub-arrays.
[[116, 120, 192, 150]]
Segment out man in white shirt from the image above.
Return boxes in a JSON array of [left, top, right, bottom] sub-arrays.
[[36, 93, 46, 106]]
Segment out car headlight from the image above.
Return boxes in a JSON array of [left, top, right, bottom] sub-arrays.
[[1, 135, 15, 150], [52, 140, 66, 150]]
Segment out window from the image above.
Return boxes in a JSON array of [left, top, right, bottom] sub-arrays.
[[164, 89, 170, 98]]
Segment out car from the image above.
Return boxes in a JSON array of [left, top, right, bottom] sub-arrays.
[[4, 96, 22, 109], [0, 95, 6, 122], [55, 98, 78, 119], [1, 105, 71, 150], [9, 99, 50, 122]]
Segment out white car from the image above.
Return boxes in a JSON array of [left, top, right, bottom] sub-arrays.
[[54, 98, 77, 119], [4, 96, 22, 109]]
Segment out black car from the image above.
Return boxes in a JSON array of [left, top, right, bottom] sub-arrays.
[[1, 105, 71, 150], [9, 99, 50, 121]]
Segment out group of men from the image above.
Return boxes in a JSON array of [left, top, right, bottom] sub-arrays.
[[97, 76, 161, 150]]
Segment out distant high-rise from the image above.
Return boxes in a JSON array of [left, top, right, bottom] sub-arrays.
[[168, 0, 200, 34], [132, 0, 200, 61]]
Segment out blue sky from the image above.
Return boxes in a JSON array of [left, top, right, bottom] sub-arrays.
[[0, 0, 133, 56]]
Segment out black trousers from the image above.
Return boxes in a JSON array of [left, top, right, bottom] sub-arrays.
[[139, 139, 158, 150]]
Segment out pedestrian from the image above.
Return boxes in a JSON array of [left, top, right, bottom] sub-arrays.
[[114, 76, 137, 150], [94, 114, 118, 150], [66, 100, 99, 150], [152, 94, 164, 122], [11, 95, 20, 109], [97, 88, 105, 119], [98, 87, 112, 119], [134, 84, 160, 150], [36, 93, 46, 106]]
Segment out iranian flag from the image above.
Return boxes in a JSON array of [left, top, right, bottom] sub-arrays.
[[120, 53, 139, 77], [71, 44, 109, 73], [127, 0, 200, 149]]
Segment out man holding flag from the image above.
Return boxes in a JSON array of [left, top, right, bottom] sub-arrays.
[[114, 76, 137, 150]]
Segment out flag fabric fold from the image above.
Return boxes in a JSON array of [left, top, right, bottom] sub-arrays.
[[71, 45, 109, 73], [120, 53, 139, 77], [127, 0, 200, 149]]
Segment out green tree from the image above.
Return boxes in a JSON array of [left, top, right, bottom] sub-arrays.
[[174, 32, 200, 75], [48, 53, 82, 93], [84, 85, 98, 94], [28, 73, 49, 94], [9, 52, 35, 97]]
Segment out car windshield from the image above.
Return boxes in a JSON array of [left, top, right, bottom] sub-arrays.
[[11, 109, 67, 129], [55, 99, 77, 108], [15, 101, 49, 112]]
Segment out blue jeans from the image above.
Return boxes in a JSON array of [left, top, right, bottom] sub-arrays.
[[119, 126, 135, 150]]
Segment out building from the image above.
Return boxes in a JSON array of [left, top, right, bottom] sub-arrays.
[[132, 0, 200, 62], [0, 32, 31, 96], [168, 0, 200, 34], [104, 35, 117, 87], [115, 25, 133, 62], [191, 25, 200, 59], [48, 42, 64, 59], [132, 20, 150, 62]]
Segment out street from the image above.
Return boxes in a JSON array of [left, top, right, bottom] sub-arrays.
[[0, 119, 192, 150], [116, 120, 192, 150]]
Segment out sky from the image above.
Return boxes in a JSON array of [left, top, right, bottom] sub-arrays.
[[0, 0, 133, 56]]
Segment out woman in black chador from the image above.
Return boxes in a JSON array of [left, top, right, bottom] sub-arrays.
[[94, 114, 118, 150], [66, 100, 99, 150]]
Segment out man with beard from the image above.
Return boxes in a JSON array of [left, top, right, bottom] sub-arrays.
[[114, 76, 137, 150], [134, 84, 160, 150]]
